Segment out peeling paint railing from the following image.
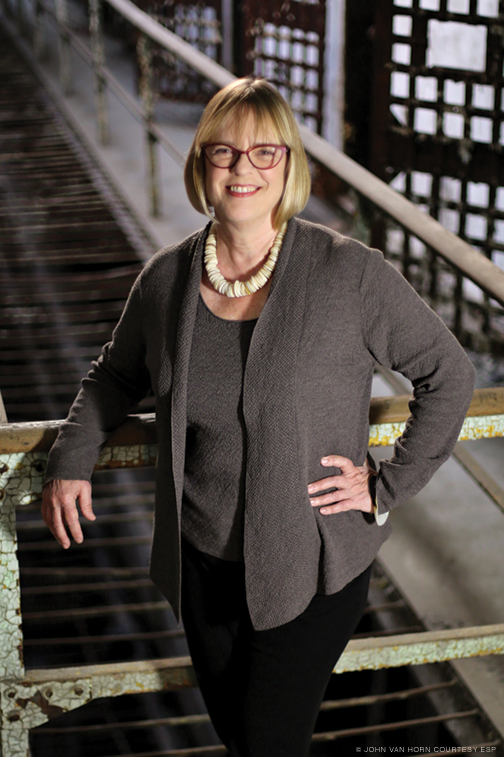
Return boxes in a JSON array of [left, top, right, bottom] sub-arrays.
[[1, 389, 504, 755]]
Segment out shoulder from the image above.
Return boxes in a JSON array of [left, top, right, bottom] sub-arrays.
[[140, 226, 207, 280], [130, 226, 208, 304], [291, 217, 382, 278]]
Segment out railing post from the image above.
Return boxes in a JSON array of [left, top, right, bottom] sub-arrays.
[[89, 0, 110, 145], [15, 0, 25, 34], [33, 0, 46, 60], [0, 400, 29, 757], [137, 34, 161, 217], [55, 0, 72, 94]]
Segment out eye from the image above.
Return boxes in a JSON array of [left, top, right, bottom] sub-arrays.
[[213, 146, 233, 156]]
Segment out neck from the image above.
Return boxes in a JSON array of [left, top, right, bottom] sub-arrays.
[[213, 220, 279, 275]]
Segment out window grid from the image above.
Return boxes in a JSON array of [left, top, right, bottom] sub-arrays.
[[372, 0, 504, 355], [135, 0, 222, 103], [240, 0, 326, 134]]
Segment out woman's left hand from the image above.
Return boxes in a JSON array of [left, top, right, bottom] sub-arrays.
[[308, 455, 376, 515]]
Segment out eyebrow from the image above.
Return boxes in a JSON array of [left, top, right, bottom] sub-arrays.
[[212, 140, 278, 147]]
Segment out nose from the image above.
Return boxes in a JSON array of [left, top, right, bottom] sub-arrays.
[[231, 151, 252, 172]]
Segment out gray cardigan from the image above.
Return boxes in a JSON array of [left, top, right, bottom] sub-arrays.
[[46, 217, 475, 630]]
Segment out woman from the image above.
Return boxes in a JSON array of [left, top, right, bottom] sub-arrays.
[[42, 77, 475, 756]]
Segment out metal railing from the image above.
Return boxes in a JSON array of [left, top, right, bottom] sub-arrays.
[[1, 390, 504, 754], [6, 0, 504, 356], [4, 0, 504, 306]]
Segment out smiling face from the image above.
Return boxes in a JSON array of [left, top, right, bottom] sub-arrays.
[[204, 111, 288, 234]]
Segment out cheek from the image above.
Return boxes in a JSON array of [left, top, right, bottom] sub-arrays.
[[204, 167, 220, 205]]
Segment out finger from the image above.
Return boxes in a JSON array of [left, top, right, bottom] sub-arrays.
[[307, 475, 346, 495], [321, 455, 356, 474], [310, 489, 349, 507], [62, 503, 84, 545], [78, 484, 96, 522], [319, 504, 351, 515], [50, 506, 72, 549]]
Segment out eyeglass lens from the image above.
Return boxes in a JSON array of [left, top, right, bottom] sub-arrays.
[[204, 145, 285, 169]]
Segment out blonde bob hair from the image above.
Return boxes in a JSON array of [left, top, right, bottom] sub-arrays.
[[184, 77, 311, 229]]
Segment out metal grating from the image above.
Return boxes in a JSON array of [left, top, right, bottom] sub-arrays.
[[239, 0, 326, 133], [369, 0, 504, 357], [133, 0, 222, 102]]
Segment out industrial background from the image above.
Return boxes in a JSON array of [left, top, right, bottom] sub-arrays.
[[1, 0, 504, 755]]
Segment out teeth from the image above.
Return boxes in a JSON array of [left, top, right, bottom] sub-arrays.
[[228, 185, 256, 193]]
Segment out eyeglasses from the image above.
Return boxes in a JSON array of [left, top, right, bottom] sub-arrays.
[[202, 143, 289, 170]]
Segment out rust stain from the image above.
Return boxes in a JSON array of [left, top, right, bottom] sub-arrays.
[[16, 692, 65, 720]]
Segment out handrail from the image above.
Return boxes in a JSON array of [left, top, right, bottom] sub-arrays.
[[16, 0, 504, 305], [1, 387, 503, 454], [95, 0, 504, 307]]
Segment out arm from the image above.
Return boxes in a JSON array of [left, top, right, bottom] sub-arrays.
[[42, 274, 151, 545], [309, 247, 475, 518]]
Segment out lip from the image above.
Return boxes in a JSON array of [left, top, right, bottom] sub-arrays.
[[226, 185, 260, 197]]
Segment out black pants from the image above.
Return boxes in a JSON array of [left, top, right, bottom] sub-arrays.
[[181, 539, 372, 757]]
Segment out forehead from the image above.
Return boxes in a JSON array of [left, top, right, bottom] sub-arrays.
[[211, 110, 279, 145]]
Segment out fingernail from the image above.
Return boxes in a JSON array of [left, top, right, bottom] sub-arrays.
[[307, 485, 314, 493], [321, 457, 329, 464], [310, 499, 317, 506], [320, 508, 329, 515]]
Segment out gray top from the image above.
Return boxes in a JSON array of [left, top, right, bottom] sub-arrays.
[[182, 295, 256, 561], [45, 218, 475, 630]]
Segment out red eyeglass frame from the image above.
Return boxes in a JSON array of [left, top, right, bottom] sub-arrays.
[[202, 143, 290, 169]]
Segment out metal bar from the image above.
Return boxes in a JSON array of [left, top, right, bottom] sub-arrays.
[[352, 625, 424, 638], [21, 578, 155, 595], [22, 600, 169, 621], [20, 566, 149, 576], [24, 629, 186, 647], [35, 681, 459, 734], [17, 534, 153, 551], [33, 0, 46, 60], [55, 0, 71, 94], [334, 624, 504, 674], [16, 511, 153, 530], [0, 399, 27, 757], [137, 34, 161, 217], [35, 712, 211, 734], [2, 627, 502, 733], [100, 748, 226, 757], [89, 0, 109, 144], [319, 679, 458, 711], [1, 388, 503, 453], [311, 709, 481, 742]]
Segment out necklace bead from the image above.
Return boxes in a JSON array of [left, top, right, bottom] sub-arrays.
[[204, 222, 287, 298]]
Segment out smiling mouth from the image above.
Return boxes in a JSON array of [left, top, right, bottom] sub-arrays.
[[226, 185, 260, 196]]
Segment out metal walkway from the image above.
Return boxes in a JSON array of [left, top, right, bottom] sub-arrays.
[[0, 15, 502, 757]]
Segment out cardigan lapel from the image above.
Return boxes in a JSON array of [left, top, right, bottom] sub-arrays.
[[171, 224, 209, 511], [241, 217, 318, 628]]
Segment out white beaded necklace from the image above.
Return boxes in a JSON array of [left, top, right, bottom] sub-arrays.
[[204, 222, 287, 298]]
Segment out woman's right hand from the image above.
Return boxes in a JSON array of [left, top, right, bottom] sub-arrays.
[[41, 479, 95, 549]]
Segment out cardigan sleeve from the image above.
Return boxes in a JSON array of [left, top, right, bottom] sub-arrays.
[[44, 274, 151, 484], [360, 248, 475, 513]]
